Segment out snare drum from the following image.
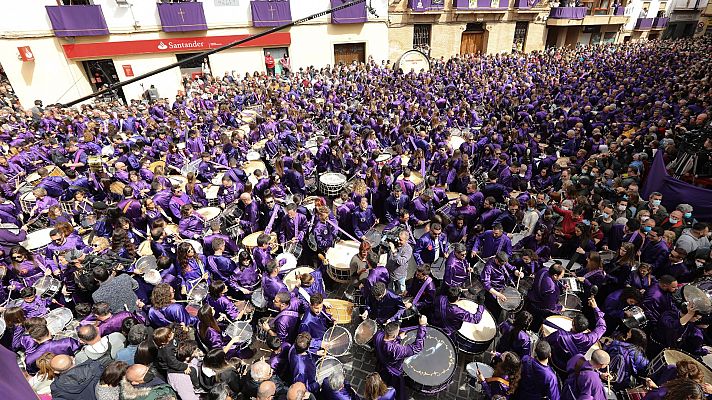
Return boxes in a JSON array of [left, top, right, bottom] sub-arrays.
[[396, 172, 425, 194], [276, 252, 297, 274], [20, 227, 53, 254], [647, 349, 712, 384], [323, 299, 354, 324], [33, 276, 62, 298], [319, 173, 347, 197], [622, 305, 647, 329], [196, 207, 221, 227], [250, 287, 268, 311], [204, 185, 219, 207], [354, 318, 377, 351], [284, 266, 314, 291], [363, 228, 382, 248], [375, 153, 392, 167], [19, 191, 37, 214], [454, 299, 496, 354], [224, 321, 254, 350], [497, 286, 523, 311], [561, 277, 584, 295], [325, 240, 360, 283], [466, 362, 494, 391], [187, 281, 208, 304], [401, 326, 457, 395], [283, 241, 303, 259], [431, 257, 447, 280], [316, 356, 344, 385], [44, 308, 73, 335], [321, 326, 352, 357], [559, 292, 582, 311]]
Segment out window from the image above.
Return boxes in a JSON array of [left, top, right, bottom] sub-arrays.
[[513, 21, 528, 52], [59, 0, 93, 5], [465, 23, 485, 32], [413, 24, 432, 54]]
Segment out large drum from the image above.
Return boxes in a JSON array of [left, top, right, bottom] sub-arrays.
[[647, 349, 712, 384], [322, 299, 354, 324], [224, 321, 253, 351], [45, 308, 73, 335], [26, 165, 64, 186], [316, 356, 343, 385], [204, 185, 219, 207], [168, 175, 188, 189], [325, 240, 360, 283], [401, 326, 457, 395], [454, 299, 496, 354], [396, 171, 425, 194], [33, 276, 62, 298], [319, 173, 347, 197], [241, 231, 276, 252], [21, 227, 53, 254], [321, 326, 352, 357], [196, 207, 221, 228], [448, 135, 466, 151], [243, 161, 267, 186], [19, 191, 37, 214], [354, 318, 377, 351], [541, 315, 600, 361], [284, 266, 314, 291]]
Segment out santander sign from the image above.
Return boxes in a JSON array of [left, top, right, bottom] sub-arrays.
[[157, 40, 206, 50]]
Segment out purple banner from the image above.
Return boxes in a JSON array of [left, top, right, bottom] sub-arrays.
[[45, 5, 109, 37], [251, 0, 292, 27], [636, 17, 654, 30], [514, 0, 541, 8], [642, 151, 712, 221], [0, 345, 39, 399], [614, 6, 626, 15], [549, 6, 587, 19], [653, 17, 669, 28], [157, 2, 207, 32], [408, 0, 445, 12], [331, 0, 368, 23]]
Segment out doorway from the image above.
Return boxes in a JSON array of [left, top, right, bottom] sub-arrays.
[[81, 59, 126, 104], [264, 47, 289, 76], [176, 52, 208, 78], [334, 43, 366, 65], [461, 23, 486, 55]]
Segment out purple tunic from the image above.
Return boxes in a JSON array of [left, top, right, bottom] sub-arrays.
[[432, 295, 484, 338], [374, 325, 426, 400]]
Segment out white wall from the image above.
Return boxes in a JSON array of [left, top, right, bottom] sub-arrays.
[[111, 53, 183, 101]]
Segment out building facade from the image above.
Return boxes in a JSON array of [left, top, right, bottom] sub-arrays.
[[664, 0, 709, 38], [0, 0, 389, 107]]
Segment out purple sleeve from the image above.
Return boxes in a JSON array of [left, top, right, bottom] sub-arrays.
[[582, 307, 606, 347], [480, 265, 493, 291], [400, 325, 426, 358], [204, 328, 224, 349]]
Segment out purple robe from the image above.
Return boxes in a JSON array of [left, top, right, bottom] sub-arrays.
[[546, 307, 606, 372], [288, 346, 319, 393], [147, 303, 197, 328], [374, 325, 426, 400], [515, 354, 560, 400], [432, 295, 484, 338], [561, 355, 606, 400], [443, 253, 469, 288], [25, 337, 80, 373]]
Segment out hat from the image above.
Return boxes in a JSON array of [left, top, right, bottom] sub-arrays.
[[65, 249, 84, 263], [144, 269, 162, 285], [676, 203, 693, 213]]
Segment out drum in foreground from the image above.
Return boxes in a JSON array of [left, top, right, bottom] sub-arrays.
[[325, 240, 360, 283], [497, 286, 523, 311], [319, 173, 347, 197], [21, 227, 53, 253], [225, 321, 253, 350], [455, 299, 496, 354], [33, 276, 62, 298], [401, 326, 457, 395], [647, 348, 712, 384], [316, 356, 343, 385], [322, 326, 352, 357], [283, 266, 314, 291], [45, 308, 73, 335], [354, 318, 377, 351], [323, 299, 353, 324]]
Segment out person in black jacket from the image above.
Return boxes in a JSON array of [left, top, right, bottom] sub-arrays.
[[49, 354, 110, 400]]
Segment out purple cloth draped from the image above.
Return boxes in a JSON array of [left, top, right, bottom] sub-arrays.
[[251, 0, 292, 27], [635, 18, 654, 30], [408, 0, 445, 12], [642, 151, 712, 221], [513, 0, 541, 8], [549, 7, 587, 19], [157, 2, 207, 32], [331, 0, 367, 24], [0, 345, 38, 399], [45, 5, 109, 37]]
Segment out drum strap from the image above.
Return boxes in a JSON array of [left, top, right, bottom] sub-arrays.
[[121, 199, 134, 214], [298, 287, 311, 304], [485, 377, 510, 387], [412, 277, 432, 306], [264, 205, 280, 235]]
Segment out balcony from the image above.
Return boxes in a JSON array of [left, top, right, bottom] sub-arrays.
[[614, 6, 626, 15], [548, 6, 630, 25], [45, 5, 109, 37], [652, 16, 669, 28], [635, 17, 654, 29], [157, 2, 207, 32], [549, 6, 588, 19], [408, 0, 446, 12], [453, 0, 510, 10], [513, 0, 543, 8]]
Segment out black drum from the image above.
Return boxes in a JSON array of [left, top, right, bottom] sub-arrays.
[[401, 326, 457, 395]]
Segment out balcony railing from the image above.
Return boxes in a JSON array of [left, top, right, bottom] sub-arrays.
[[635, 17, 654, 29], [45, 5, 109, 37], [549, 6, 587, 19], [513, 0, 542, 8], [408, 0, 446, 12], [652, 16, 669, 28]]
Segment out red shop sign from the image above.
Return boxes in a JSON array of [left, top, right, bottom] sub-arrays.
[[61, 33, 291, 60], [122, 65, 134, 77]]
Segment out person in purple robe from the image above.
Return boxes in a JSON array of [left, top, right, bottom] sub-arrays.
[[288, 332, 320, 393], [177, 204, 205, 240], [443, 243, 472, 288], [147, 283, 197, 328], [496, 311, 535, 359], [262, 261, 287, 305], [168, 186, 191, 222], [363, 372, 397, 400], [279, 203, 307, 244], [526, 262, 565, 329], [262, 291, 305, 345], [561, 351, 611, 400], [432, 287, 484, 339], [373, 317, 427, 400], [413, 222, 449, 266], [641, 274, 678, 328], [297, 293, 334, 354], [24, 320, 80, 374], [472, 223, 513, 259], [473, 351, 522, 399], [196, 304, 252, 360], [481, 252, 524, 315], [90, 301, 141, 336], [206, 280, 241, 321], [545, 297, 606, 373], [639, 227, 670, 273], [513, 340, 560, 399], [15, 286, 51, 318], [361, 282, 405, 325], [403, 264, 436, 316], [8, 246, 56, 290], [228, 251, 260, 296], [239, 192, 260, 234], [353, 197, 378, 240], [266, 335, 292, 381], [175, 241, 207, 294]]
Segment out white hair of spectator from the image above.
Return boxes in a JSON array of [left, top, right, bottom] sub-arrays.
[[251, 360, 272, 381], [328, 369, 345, 391]]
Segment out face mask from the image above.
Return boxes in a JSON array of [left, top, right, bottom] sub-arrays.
[[697, 261, 705, 268], [601, 212, 610, 220], [684, 212, 692, 218], [643, 226, 652, 232], [582, 219, 591, 226], [143, 371, 155, 383], [652, 199, 661, 207], [669, 218, 678, 224], [618, 205, 626, 211], [641, 216, 650, 222]]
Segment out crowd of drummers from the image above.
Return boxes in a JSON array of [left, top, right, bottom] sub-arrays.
[[1, 37, 712, 400]]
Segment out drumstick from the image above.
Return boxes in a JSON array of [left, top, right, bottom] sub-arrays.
[[320, 322, 338, 362], [606, 365, 611, 392]]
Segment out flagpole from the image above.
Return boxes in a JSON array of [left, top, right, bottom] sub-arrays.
[[62, 0, 369, 108]]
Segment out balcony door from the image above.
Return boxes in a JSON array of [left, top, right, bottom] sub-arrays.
[[461, 23, 486, 55]]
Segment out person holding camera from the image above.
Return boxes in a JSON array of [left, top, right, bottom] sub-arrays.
[[385, 230, 412, 295]]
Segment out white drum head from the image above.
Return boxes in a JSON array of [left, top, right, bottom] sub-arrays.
[[456, 300, 496, 341]]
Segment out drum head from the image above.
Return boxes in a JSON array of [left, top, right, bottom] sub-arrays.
[[355, 319, 377, 345], [45, 308, 73, 335], [322, 326, 351, 357], [456, 300, 496, 341], [197, 207, 221, 220], [242, 231, 263, 248], [559, 293, 582, 310], [466, 362, 494, 379], [320, 173, 347, 185], [284, 267, 314, 291], [225, 321, 253, 343], [276, 253, 297, 273], [34, 276, 52, 293], [325, 241, 360, 270], [683, 285, 712, 314], [189, 282, 209, 303], [542, 315, 573, 337], [402, 327, 457, 387], [22, 227, 53, 250], [316, 356, 343, 385], [251, 288, 267, 308], [498, 286, 522, 310]]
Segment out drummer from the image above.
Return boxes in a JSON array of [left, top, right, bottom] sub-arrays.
[[253, 234, 275, 271], [431, 286, 485, 339], [16, 286, 51, 318], [287, 332, 320, 393], [262, 291, 305, 344], [373, 316, 427, 400], [480, 252, 524, 316], [471, 223, 513, 261], [203, 221, 239, 256], [177, 204, 205, 240], [8, 245, 58, 289], [47, 228, 89, 258], [413, 222, 449, 266], [353, 197, 378, 241], [443, 243, 473, 288], [238, 193, 260, 234], [297, 293, 334, 354], [279, 203, 307, 245], [361, 282, 405, 325], [403, 264, 436, 316], [24, 319, 80, 374], [262, 260, 288, 305], [217, 175, 242, 208]]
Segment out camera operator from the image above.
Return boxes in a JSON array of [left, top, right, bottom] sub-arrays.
[[385, 230, 412, 296]]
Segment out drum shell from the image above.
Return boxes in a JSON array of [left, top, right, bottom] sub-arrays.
[[402, 326, 457, 395], [354, 319, 377, 351]]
